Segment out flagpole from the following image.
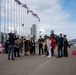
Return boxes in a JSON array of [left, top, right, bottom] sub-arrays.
[[14, 1, 16, 33], [19, 5, 20, 35], [4, 0, 6, 42], [14, 0, 15, 33], [23, 9, 24, 36], [21, 6, 22, 36], [24, 9, 26, 37], [11, 0, 12, 32], [15, 3, 17, 33], [16, 1, 17, 34], [0, 1, 1, 42], [18, 4, 19, 35], [26, 9, 28, 37], [22, 8, 23, 36], [20, 6, 21, 36], [14, 1, 16, 34], [17, 3, 19, 35], [6, 0, 8, 39], [22, 8, 24, 36], [23, 8, 24, 36], [6, 0, 9, 40], [25, 9, 27, 37], [8, 0, 10, 34]]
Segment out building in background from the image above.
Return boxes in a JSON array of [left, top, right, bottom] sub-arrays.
[[31, 24, 37, 40], [0, 32, 7, 43]]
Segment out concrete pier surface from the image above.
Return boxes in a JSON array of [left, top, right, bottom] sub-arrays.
[[0, 46, 76, 75]]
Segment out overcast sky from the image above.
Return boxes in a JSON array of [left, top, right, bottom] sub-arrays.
[[23, 0, 76, 40], [0, 0, 76, 40]]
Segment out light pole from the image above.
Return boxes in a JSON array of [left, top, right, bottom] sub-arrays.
[[39, 31, 42, 36], [4, 0, 6, 42], [10, 0, 12, 32], [21, 24, 24, 36]]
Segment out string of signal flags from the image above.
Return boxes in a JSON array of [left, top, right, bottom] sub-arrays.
[[15, 0, 40, 22]]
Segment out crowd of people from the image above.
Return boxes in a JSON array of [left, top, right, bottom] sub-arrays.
[[0, 33, 70, 60], [6, 33, 36, 60], [37, 33, 70, 58]]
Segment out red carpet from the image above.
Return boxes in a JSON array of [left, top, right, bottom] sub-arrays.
[[72, 50, 76, 56]]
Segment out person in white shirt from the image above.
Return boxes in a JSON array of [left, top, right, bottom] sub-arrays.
[[46, 36, 51, 57], [42, 39, 47, 57]]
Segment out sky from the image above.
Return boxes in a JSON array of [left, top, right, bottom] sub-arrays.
[[24, 0, 76, 40], [0, 0, 76, 40]]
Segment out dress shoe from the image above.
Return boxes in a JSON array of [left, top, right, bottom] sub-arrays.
[[11, 58, 15, 60]]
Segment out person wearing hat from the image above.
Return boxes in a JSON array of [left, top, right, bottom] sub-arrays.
[[38, 35, 44, 55], [8, 33, 15, 60], [63, 35, 69, 57], [30, 37, 35, 55]]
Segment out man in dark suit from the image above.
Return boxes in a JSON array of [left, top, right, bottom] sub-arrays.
[[56, 34, 64, 58], [38, 36, 44, 55]]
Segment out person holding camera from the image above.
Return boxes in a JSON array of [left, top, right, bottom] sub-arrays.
[[8, 33, 15, 60]]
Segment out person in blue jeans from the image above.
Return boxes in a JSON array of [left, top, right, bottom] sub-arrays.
[[8, 45, 14, 60], [8, 33, 15, 60]]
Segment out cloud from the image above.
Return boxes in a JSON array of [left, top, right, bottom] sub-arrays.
[[0, 0, 76, 39], [23, 0, 75, 39]]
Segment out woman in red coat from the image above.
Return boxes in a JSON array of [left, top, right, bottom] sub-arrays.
[[50, 36, 56, 56]]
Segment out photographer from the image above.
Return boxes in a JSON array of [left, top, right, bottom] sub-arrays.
[[8, 33, 15, 60]]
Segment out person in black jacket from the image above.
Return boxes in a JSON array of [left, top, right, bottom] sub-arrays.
[[24, 39, 29, 56], [38, 36, 44, 55], [8, 33, 15, 60], [56, 34, 64, 58], [30, 37, 35, 55]]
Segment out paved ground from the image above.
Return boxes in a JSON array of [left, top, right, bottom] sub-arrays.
[[0, 45, 76, 75]]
